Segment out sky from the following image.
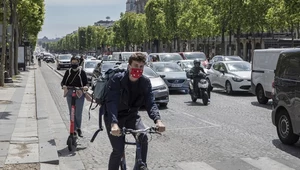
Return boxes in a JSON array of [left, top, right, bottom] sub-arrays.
[[38, 0, 126, 39]]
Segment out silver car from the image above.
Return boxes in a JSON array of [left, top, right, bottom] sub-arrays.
[[56, 54, 72, 70], [119, 63, 169, 106], [149, 62, 189, 93], [177, 60, 208, 73], [82, 60, 101, 84]]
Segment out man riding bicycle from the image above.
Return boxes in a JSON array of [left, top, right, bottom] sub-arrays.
[[61, 56, 88, 137], [102, 52, 166, 170]]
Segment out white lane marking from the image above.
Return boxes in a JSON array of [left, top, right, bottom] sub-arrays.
[[177, 162, 217, 170], [167, 126, 219, 131], [241, 157, 295, 170], [168, 109, 220, 127], [182, 112, 195, 118]]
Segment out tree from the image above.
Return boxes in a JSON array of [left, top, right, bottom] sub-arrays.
[[145, 0, 167, 52], [16, 0, 45, 74], [0, 0, 8, 86]]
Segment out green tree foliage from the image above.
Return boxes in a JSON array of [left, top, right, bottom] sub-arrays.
[[47, 0, 300, 53]]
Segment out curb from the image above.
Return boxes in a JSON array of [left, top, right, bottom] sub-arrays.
[[35, 67, 59, 165], [47, 64, 63, 77]]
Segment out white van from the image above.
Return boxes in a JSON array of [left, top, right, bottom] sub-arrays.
[[250, 48, 299, 104], [112, 52, 148, 62]]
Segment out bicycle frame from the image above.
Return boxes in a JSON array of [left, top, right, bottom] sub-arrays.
[[70, 89, 76, 135], [120, 127, 159, 170]]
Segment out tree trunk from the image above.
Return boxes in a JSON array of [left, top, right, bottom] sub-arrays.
[[9, 0, 15, 76], [14, 8, 19, 75], [291, 22, 295, 47], [1, 0, 7, 86], [221, 24, 225, 55], [236, 26, 241, 57]]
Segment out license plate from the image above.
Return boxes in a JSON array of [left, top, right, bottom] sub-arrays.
[[171, 84, 182, 87]]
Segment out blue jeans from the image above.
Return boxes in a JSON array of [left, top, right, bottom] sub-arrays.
[[66, 89, 85, 131]]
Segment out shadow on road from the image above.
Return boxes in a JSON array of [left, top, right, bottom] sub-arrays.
[[272, 139, 300, 159], [212, 89, 254, 97], [169, 90, 188, 95], [184, 101, 209, 106], [251, 101, 272, 110], [0, 112, 12, 120]]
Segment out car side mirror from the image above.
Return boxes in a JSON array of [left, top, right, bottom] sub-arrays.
[[160, 75, 166, 78]]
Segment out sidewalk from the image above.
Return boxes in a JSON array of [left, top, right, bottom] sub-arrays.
[[0, 65, 67, 170]]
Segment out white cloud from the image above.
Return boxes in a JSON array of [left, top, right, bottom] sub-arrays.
[[45, 0, 122, 6]]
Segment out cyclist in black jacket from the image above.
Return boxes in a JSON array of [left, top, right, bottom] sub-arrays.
[[103, 53, 166, 170]]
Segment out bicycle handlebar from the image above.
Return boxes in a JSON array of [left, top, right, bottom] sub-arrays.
[[121, 126, 161, 136]]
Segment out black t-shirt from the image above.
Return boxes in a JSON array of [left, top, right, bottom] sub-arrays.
[[128, 79, 140, 107], [61, 69, 88, 87]]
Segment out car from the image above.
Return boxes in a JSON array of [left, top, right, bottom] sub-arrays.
[[56, 54, 72, 70], [179, 52, 208, 67], [91, 62, 119, 88], [250, 48, 299, 104], [148, 53, 183, 62], [82, 60, 102, 85], [272, 49, 300, 145], [112, 52, 149, 62], [86, 56, 97, 60], [149, 62, 189, 93], [118, 63, 169, 106], [177, 60, 208, 73], [207, 55, 243, 69], [207, 61, 251, 94]]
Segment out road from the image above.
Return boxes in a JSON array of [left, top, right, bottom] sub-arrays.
[[42, 62, 300, 170]]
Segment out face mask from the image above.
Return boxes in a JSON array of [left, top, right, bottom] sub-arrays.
[[71, 64, 79, 70], [130, 68, 143, 79]]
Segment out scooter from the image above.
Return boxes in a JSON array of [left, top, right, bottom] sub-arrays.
[[188, 73, 209, 105]]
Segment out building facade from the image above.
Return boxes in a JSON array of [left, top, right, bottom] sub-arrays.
[[126, 0, 136, 12], [136, 0, 148, 13], [94, 20, 115, 28]]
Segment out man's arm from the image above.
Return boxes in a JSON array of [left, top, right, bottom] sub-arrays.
[[144, 78, 161, 123], [106, 75, 121, 124]]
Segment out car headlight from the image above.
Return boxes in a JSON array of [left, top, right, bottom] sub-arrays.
[[232, 77, 243, 82], [152, 85, 167, 91]]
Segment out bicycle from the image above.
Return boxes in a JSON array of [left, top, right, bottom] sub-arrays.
[[120, 127, 161, 170], [65, 86, 86, 151]]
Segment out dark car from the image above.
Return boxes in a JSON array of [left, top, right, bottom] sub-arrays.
[[179, 52, 208, 67], [272, 49, 300, 145], [207, 55, 243, 69]]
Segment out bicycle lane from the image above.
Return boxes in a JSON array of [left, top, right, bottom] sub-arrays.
[[36, 64, 86, 170]]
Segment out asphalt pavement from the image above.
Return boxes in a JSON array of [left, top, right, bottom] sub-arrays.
[[41, 61, 300, 170]]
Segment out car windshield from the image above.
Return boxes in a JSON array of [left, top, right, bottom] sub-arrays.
[[184, 53, 206, 60], [152, 63, 183, 72], [103, 55, 118, 61], [59, 55, 71, 60], [225, 56, 243, 61], [101, 64, 115, 72], [226, 62, 251, 71], [144, 67, 159, 78], [85, 61, 98, 68], [160, 54, 182, 62], [122, 52, 148, 61], [181, 61, 194, 69]]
